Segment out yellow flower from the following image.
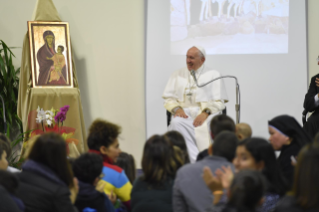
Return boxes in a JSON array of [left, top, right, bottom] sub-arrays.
[[50, 107, 59, 115]]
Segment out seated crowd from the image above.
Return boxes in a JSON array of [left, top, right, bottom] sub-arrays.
[[0, 114, 318, 212]]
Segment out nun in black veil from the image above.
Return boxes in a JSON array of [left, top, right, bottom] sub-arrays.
[[268, 115, 311, 186]]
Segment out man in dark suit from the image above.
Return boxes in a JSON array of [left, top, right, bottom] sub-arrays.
[[303, 74, 319, 138]]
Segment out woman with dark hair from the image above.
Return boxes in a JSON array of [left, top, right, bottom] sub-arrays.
[[15, 133, 77, 212], [268, 115, 311, 186], [115, 152, 136, 184], [204, 170, 266, 212], [131, 135, 183, 212], [275, 142, 319, 212], [233, 138, 289, 212], [165, 131, 190, 164]]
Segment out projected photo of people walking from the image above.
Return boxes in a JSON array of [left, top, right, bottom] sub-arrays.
[[171, 0, 289, 55]]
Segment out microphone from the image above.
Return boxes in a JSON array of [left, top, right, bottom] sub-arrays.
[[190, 72, 241, 124]]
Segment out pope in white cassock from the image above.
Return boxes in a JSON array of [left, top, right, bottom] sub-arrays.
[[162, 46, 228, 163]]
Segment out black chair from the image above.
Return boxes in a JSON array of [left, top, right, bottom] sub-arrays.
[[166, 107, 227, 126]]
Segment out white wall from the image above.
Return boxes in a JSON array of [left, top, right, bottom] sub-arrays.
[[308, 0, 319, 82], [0, 0, 146, 167]]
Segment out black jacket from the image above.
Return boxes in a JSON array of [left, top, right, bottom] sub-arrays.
[[75, 181, 114, 212], [0, 185, 21, 212], [303, 74, 319, 138], [277, 143, 301, 187], [275, 196, 319, 212], [131, 177, 174, 212], [15, 160, 77, 212]]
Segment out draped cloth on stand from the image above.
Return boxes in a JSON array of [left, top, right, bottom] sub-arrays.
[[17, 0, 88, 157]]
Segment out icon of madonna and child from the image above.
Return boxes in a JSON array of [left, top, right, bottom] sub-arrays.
[[37, 30, 69, 86]]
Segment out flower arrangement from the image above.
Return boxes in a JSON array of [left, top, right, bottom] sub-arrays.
[[32, 105, 78, 146]]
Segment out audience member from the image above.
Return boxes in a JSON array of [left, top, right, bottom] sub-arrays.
[[302, 73, 319, 139], [131, 135, 183, 212], [196, 114, 236, 161], [233, 138, 289, 212], [0, 139, 9, 170], [165, 131, 190, 163], [275, 142, 319, 212], [173, 131, 238, 212], [115, 152, 136, 184], [15, 133, 78, 212], [0, 134, 21, 172], [268, 115, 311, 186], [235, 123, 252, 140], [203, 170, 266, 212], [0, 185, 22, 212], [0, 170, 25, 211], [87, 119, 132, 211], [72, 153, 115, 212]]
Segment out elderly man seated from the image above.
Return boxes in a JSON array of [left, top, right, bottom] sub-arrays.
[[162, 46, 228, 162]]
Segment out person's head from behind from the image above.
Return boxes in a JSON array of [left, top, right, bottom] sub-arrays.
[[236, 123, 252, 141], [115, 152, 136, 184], [0, 140, 9, 170], [72, 153, 103, 186], [227, 170, 266, 211], [234, 137, 288, 195], [291, 142, 319, 209], [28, 133, 73, 187], [87, 119, 121, 163], [210, 114, 236, 139], [142, 135, 183, 185], [212, 131, 238, 162], [0, 170, 19, 194], [165, 131, 190, 163]]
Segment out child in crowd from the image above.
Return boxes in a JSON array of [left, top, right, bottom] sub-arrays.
[[275, 142, 319, 212], [15, 133, 78, 212], [235, 123, 252, 141], [233, 138, 289, 212], [197, 114, 236, 161], [115, 152, 136, 184], [165, 131, 190, 164], [131, 135, 183, 212], [87, 119, 132, 211], [203, 170, 266, 212], [0, 139, 9, 170], [0, 133, 20, 172], [72, 153, 114, 212], [0, 140, 24, 211], [0, 170, 25, 211], [173, 131, 238, 212]]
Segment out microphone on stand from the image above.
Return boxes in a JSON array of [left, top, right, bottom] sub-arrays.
[[190, 70, 241, 124]]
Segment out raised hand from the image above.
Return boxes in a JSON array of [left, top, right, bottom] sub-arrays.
[[202, 166, 223, 192], [215, 166, 234, 189]]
